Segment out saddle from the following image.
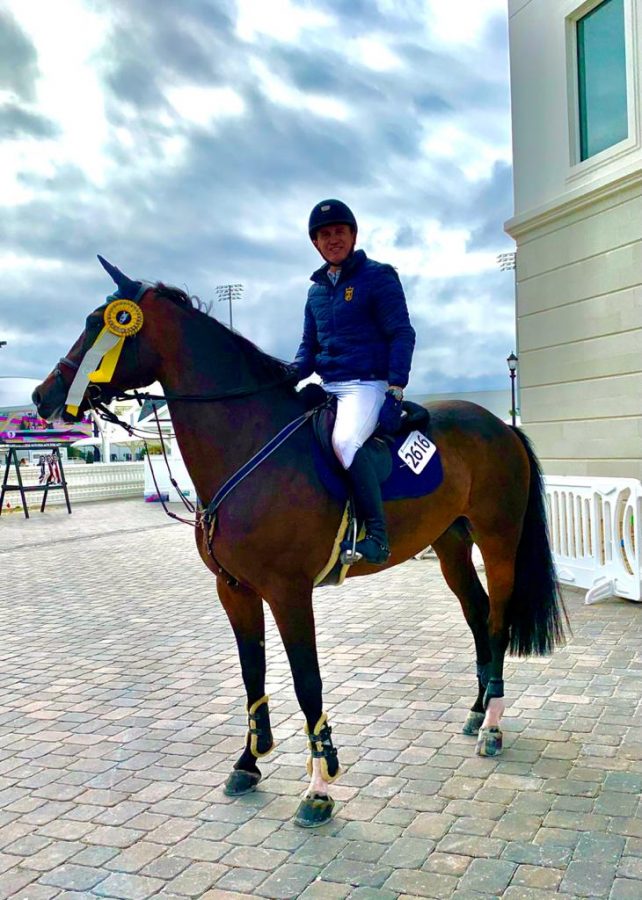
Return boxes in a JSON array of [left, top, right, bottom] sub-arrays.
[[299, 384, 442, 503]]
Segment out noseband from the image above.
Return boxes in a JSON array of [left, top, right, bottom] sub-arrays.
[[56, 356, 80, 373]]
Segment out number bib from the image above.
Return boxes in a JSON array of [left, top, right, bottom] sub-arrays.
[[398, 430, 436, 475]]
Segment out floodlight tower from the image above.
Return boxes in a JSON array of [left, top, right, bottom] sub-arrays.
[[215, 284, 243, 331]]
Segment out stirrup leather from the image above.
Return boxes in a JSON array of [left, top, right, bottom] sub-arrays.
[[305, 712, 341, 782], [247, 695, 275, 758]]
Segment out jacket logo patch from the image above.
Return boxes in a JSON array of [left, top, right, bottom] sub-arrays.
[[344, 286, 354, 302]]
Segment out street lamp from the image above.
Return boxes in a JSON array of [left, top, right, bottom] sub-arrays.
[[215, 283, 243, 331], [507, 352, 518, 426], [0, 341, 6, 349]]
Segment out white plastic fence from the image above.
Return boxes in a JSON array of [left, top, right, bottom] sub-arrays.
[[543, 476, 642, 604], [144, 453, 196, 503], [1, 462, 145, 509]]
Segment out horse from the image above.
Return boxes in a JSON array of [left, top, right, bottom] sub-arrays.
[[32, 261, 566, 827]]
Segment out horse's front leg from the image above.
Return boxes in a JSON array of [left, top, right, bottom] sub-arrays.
[[268, 585, 340, 828], [216, 576, 275, 796]]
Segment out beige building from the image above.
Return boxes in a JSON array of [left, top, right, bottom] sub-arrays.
[[505, 0, 642, 479]]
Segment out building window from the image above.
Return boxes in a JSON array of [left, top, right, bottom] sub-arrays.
[[577, 0, 628, 160]]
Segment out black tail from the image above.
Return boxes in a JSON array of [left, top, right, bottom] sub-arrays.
[[509, 427, 568, 656]]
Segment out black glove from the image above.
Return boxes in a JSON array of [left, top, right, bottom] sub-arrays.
[[378, 391, 403, 434]]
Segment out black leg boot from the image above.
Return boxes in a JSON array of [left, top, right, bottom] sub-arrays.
[[341, 447, 391, 565]]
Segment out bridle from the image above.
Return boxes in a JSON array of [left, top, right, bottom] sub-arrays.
[[57, 356, 80, 373]]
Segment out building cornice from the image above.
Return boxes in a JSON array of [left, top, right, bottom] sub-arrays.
[[505, 165, 642, 239]]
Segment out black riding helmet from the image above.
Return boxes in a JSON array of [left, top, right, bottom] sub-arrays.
[[308, 199, 357, 239]]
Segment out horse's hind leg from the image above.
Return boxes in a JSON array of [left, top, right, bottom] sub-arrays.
[[471, 529, 521, 757], [432, 520, 491, 738], [216, 576, 275, 796]]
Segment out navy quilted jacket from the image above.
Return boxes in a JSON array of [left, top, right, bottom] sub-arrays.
[[294, 250, 416, 387]]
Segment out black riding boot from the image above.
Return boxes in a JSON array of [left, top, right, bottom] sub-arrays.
[[342, 447, 391, 565]]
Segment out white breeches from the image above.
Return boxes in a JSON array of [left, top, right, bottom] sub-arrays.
[[323, 380, 387, 469]]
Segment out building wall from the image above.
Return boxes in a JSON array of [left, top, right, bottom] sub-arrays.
[[506, 0, 642, 479]]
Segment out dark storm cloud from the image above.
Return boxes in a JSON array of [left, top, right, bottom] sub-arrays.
[[394, 225, 421, 248], [466, 161, 514, 252], [484, 7, 511, 58], [0, 102, 59, 139], [98, 0, 237, 111], [407, 271, 515, 393], [314, 0, 418, 34], [3, 0, 515, 400], [271, 45, 381, 102], [186, 97, 372, 189], [413, 92, 452, 115], [105, 59, 166, 110], [0, 9, 39, 101], [0, 192, 120, 264]]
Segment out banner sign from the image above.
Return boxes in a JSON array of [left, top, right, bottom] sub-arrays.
[[0, 411, 92, 444]]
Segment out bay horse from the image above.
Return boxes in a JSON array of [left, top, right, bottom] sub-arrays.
[[32, 263, 566, 827]]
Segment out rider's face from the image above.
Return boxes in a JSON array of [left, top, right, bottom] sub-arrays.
[[313, 223, 355, 266]]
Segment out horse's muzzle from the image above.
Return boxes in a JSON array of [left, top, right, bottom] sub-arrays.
[[32, 373, 68, 421]]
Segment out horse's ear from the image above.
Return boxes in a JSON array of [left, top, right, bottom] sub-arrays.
[[97, 255, 143, 300]]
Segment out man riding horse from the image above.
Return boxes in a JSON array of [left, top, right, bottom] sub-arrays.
[[294, 200, 416, 565]]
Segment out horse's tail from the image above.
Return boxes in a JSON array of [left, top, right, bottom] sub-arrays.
[[508, 427, 568, 657]]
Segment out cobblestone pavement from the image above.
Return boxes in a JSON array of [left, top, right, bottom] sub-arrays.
[[1, 499, 641, 900]]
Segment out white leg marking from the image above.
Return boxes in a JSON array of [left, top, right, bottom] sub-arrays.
[[483, 697, 505, 729], [308, 756, 330, 795]]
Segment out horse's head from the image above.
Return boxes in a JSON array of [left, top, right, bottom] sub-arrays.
[[34, 259, 299, 422], [32, 257, 161, 421]]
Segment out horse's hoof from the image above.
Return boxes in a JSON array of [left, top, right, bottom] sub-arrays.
[[462, 711, 485, 735], [223, 769, 261, 796], [475, 726, 503, 757], [294, 792, 335, 828]]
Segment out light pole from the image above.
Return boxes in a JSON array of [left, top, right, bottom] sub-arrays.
[[215, 283, 243, 331], [507, 352, 518, 426]]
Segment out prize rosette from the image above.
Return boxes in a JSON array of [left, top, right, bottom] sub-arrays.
[[104, 299, 144, 337]]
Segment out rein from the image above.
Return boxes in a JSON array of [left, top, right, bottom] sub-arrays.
[[118, 373, 299, 404], [92, 397, 195, 526], [92, 388, 330, 583]]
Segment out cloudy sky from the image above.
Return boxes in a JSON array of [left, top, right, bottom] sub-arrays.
[[1, 0, 515, 407]]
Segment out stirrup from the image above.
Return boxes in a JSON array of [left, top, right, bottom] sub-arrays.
[[339, 516, 360, 565]]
